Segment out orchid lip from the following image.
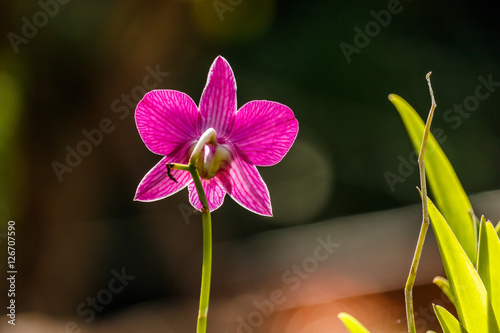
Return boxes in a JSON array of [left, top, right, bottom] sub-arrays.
[[198, 143, 232, 180]]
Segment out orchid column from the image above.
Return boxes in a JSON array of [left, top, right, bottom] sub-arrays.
[[133, 56, 299, 332]]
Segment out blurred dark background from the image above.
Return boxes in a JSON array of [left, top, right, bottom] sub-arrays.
[[1, 0, 499, 332]]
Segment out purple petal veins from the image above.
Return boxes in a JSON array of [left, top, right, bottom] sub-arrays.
[[198, 57, 237, 138]]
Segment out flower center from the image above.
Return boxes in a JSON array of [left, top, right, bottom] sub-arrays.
[[188, 128, 232, 180], [197, 143, 231, 180]]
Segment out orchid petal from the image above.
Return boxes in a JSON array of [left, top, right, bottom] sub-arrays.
[[218, 152, 272, 216], [198, 56, 236, 137], [134, 156, 192, 201], [136, 90, 198, 156], [231, 100, 298, 166], [188, 178, 226, 212]]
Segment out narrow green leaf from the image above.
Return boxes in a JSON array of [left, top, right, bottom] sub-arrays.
[[477, 216, 500, 325], [433, 276, 457, 308], [495, 221, 500, 237], [389, 94, 476, 261], [433, 305, 468, 333], [338, 313, 371, 333], [428, 198, 489, 332]]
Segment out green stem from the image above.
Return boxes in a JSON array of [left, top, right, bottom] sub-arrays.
[[405, 218, 430, 333], [197, 205, 211, 333], [405, 72, 436, 333], [169, 140, 213, 333], [188, 167, 212, 333]]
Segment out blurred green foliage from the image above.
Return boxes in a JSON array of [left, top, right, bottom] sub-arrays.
[[0, 68, 24, 223]]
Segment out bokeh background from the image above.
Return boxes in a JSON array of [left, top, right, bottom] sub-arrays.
[[1, 0, 499, 332]]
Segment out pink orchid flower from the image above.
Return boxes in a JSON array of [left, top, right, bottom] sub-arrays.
[[134, 56, 299, 216]]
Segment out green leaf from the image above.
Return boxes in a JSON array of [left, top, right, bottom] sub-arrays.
[[433, 305, 468, 333], [495, 221, 500, 237], [428, 198, 490, 332], [477, 216, 500, 325], [433, 276, 457, 308], [389, 94, 476, 262], [337, 313, 371, 333]]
